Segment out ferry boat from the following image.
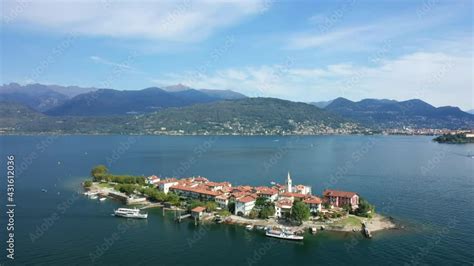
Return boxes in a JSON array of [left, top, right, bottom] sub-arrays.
[[265, 229, 304, 241], [113, 208, 148, 219]]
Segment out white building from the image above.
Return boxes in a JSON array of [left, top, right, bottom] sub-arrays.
[[294, 184, 312, 195], [234, 196, 256, 216], [158, 179, 179, 194], [215, 195, 229, 209], [146, 175, 161, 185], [275, 198, 293, 218]]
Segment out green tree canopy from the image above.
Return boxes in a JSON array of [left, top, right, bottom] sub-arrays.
[[355, 197, 375, 218], [166, 192, 180, 206], [255, 197, 268, 207], [248, 209, 259, 219], [291, 201, 310, 224], [259, 204, 275, 219], [205, 201, 217, 212], [91, 165, 108, 178]]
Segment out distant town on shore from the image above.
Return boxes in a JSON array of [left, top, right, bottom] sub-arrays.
[[1, 83, 473, 136]]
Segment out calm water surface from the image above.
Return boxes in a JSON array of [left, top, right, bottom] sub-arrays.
[[0, 135, 473, 265]]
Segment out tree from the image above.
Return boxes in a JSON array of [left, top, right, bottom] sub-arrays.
[[115, 184, 136, 195], [323, 202, 331, 209], [205, 201, 217, 212], [255, 197, 268, 207], [248, 209, 259, 219], [259, 205, 275, 219], [291, 201, 310, 224], [166, 192, 180, 206], [355, 197, 375, 218], [83, 180, 92, 188], [218, 210, 231, 217], [91, 165, 108, 179]]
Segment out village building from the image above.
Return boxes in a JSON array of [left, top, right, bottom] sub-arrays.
[[293, 184, 312, 195], [279, 192, 308, 201], [275, 198, 293, 218], [234, 195, 256, 216], [169, 184, 221, 201], [158, 178, 179, 194], [215, 194, 230, 209], [303, 196, 322, 214], [191, 206, 206, 220], [146, 175, 160, 185], [254, 186, 279, 202], [323, 189, 359, 209]]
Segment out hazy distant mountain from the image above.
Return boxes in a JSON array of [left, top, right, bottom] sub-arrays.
[[45, 87, 220, 116], [163, 84, 247, 100], [0, 83, 69, 111], [310, 100, 333, 108], [325, 97, 474, 129], [199, 89, 246, 100]]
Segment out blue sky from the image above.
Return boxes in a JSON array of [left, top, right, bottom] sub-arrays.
[[1, 0, 473, 109]]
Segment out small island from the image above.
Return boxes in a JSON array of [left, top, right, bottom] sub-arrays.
[[434, 132, 474, 144], [83, 165, 397, 238]]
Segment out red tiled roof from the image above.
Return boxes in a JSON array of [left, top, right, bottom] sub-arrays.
[[170, 185, 221, 196], [191, 206, 206, 212], [255, 186, 278, 195], [323, 189, 357, 198], [303, 196, 322, 204], [158, 178, 177, 185], [237, 195, 256, 203], [275, 199, 293, 208], [280, 192, 307, 198]]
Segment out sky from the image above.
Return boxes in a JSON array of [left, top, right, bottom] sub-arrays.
[[1, 0, 473, 110]]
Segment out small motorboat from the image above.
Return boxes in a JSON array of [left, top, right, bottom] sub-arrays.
[[245, 225, 254, 231]]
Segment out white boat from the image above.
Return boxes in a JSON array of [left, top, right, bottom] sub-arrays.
[[265, 229, 304, 241], [99, 197, 106, 201], [113, 208, 148, 219], [245, 225, 254, 230], [90, 195, 98, 200]]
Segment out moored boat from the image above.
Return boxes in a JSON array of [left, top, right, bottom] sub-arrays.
[[113, 208, 148, 219], [265, 229, 304, 241]]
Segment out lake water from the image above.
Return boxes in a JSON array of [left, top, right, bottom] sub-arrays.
[[0, 135, 473, 265]]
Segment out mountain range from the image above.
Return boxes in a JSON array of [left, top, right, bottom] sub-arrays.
[[323, 97, 473, 129], [0, 83, 472, 134]]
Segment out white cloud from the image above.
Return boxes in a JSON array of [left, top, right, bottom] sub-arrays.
[[90, 56, 132, 69], [2, 0, 267, 41], [152, 51, 473, 109], [287, 6, 459, 51]]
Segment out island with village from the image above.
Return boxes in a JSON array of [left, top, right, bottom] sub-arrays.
[[83, 165, 397, 240]]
